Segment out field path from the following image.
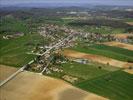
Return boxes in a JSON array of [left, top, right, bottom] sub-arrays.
[[0, 71, 108, 100], [62, 49, 133, 68], [102, 41, 133, 51]]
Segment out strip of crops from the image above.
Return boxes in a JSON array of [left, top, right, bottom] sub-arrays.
[[76, 71, 133, 100], [89, 44, 133, 58], [72, 45, 133, 62]]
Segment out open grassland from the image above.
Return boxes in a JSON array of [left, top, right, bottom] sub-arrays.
[[0, 33, 46, 67], [71, 44, 133, 62], [48, 62, 119, 84], [103, 41, 133, 51], [0, 71, 108, 100], [76, 71, 133, 100]]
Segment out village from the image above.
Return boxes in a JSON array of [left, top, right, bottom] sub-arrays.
[[23, 23, 133, 83], [1, 2, 133, 100]]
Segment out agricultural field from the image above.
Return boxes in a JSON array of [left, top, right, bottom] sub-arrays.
[[0, 71, 108, 100], [68, 18, 133, 34], [71, 44, 133, 62], [71, 25, 125, 34], [47, 61, 119, 84], [0, 4, 133, 100], [127, 22, 133, 25], [62, 49, 132, 68], [76, 70, 133, 100], [89, 44, 133, 58], [103, 41, 133, 51], [111, 34, 133, 39], [47, 48, 133, 100], [0, 16, 30, 35], [0, 65, 18, 82], [0, 33, 48, 67], [124, 69, 133, 74]]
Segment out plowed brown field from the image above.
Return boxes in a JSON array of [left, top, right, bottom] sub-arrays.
[[126, 22, 133, 25], [0, 71, 108, 100], [112, 34, 133, 39], [124, 69, 133, 74], [103, 41, 133, 51], [62, 49, 133, 68]]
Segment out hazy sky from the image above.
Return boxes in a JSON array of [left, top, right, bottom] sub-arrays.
[[1, 0, 133, 6]]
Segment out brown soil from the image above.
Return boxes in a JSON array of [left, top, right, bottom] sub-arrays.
[[112, 34, 133, 39], [58, 88, 87, 100], [124, 69, 133, 74], [62, 49, 133, 68], [103, 41, 133, 51], [126, 22, 133, 25], [0, 71, 108, 100], [0, 65, 18, 82]]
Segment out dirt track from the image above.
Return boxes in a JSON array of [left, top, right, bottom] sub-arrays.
[[0, 71, 108, 100], [62, 49, 133, 68], [0, 65, 18, 82], [103, 41, 133, 51]]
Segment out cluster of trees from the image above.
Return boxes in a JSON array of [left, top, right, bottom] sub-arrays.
[[51, 53, 66, 65]]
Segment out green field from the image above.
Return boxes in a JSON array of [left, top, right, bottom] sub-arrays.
[[68, 18, 133, 34], [0, 33, 49, 67], [76, 70, 133, 100], [73, 25, 125, 34], [48, 62, 119, 83], [71, 44, 133, 62], [89, 44, 133, 58], [0, 16, 29, 35]]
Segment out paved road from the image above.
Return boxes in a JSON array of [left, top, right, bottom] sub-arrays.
[[0, 60, 34, 87], [0, 65, 25, 87]]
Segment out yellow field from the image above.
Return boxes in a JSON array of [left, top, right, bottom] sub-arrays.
[[0, 71, 108, 100], [0, 65, 18, 82]]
